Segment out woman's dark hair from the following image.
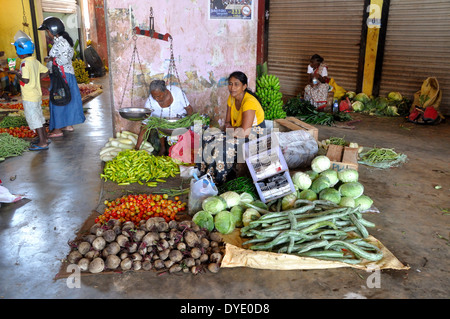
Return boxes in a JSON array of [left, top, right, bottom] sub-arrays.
[[228, 71, 261, 102], [310, 54, 324, 63], [59, 31, 74, 47]]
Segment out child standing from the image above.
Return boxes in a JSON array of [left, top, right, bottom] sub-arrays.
[[9, 32, 50, 151]]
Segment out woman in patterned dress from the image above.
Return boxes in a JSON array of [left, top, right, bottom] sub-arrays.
[[38, 16, 85, 138]]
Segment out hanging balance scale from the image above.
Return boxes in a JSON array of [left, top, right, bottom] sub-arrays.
[[118, 7, 187, 126]]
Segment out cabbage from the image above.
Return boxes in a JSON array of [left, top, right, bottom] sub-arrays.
[[385, 105, 400, 116], [354, 93, 370, 104], [298, 189, 317, 201], [192, 210, 214, 232], [346, 91, 356, 99], [311, 155, 331, 173], [388, 91, 402, 101], [375, 97, 388, 111], [339, 196, 356, 208], [319, 169, 339, 187], [354, 195, 373, 211], [339, 182, 364, 199], [239, 192, 254, 204], [337, 169, 359, 183], [319, 188, 341, 204], [281, 193, 297, 210], [305, 170, 319, 181], [292, 172, 312, 190], [310, 176, 331, 194], [352, 101, 364, 112], [230, 205, 244, 227], [202, 196, 227, 215], [219, 191, 241, 208], [242, 208, 261, 227], [214, 210, 235, 234]]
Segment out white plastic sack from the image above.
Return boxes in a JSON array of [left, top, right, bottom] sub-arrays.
[[0, 185, 23, 203], [275, 130, 318, 169], [188, 173, 218, 215]]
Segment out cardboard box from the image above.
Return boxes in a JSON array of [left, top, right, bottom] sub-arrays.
[[326, 144, 358, 171], [274, 117, 319, 141]]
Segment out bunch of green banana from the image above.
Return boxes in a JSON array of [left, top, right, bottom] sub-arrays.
[[256, 74, 286, 120]]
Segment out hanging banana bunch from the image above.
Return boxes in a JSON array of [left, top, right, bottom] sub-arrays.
[[256, 74, 286, 120], [73, 58, 90, 84]]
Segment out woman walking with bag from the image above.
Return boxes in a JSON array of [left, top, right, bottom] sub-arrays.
[[38, 16, 85, 138]]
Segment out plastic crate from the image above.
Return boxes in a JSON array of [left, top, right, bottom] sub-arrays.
[[246, 146, 288, 181], [244, 133, 279, 159], [254, 171, 296, 203]]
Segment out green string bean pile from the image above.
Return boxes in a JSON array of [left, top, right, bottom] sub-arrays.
[[0, 116, 28, 128], [143, 113, 209, 140], [360, 147, 401, 163], [0, 133, 30, 159], [240, 199, 383, 264]]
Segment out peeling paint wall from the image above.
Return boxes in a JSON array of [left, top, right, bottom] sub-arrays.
[[105, 0, 258, 134]]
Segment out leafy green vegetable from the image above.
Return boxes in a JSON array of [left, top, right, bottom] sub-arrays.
[[298, 189, 317, 201], [202, 196, 227, 215], [311, 155, 331, 173], [281, 193, 297, 210], [292, 172, 312, 190], [192, 211, 215, 232], [242, 208, 261, 227], [337, 169, 359, 183], [339, 196, 356, 208], [319, 187, 341, 204], [339, 182, 364, 199], [219, 191, 241, 208], [354, 195, 373, 211], [319, 169, 339, 187], [214, 211, 235, 234], [230, 205, 245, 227], [310, 176, 331, 194]]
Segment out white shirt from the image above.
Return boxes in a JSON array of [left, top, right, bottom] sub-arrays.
[[307, 65, 328, 77], [49, 36, 75, 74], [144, 85, 190, 118]]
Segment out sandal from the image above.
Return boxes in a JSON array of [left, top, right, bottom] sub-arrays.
[[29, 144, 49, 151], [48, 132, 64, 138], [62, 126, 74, 132]]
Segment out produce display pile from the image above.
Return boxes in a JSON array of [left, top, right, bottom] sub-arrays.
[[0, 132, 30, 161], [100, 149, 180, 186], [283, 97, 352, 126], [143, 113, 209, 136], [66, 218, 225, 274], [96, 193, 187, 226], [0, 126, 37, 139], [0, 115, 28, 128], [99, 130, 154, 162], [256, 74, 286, 120], [359, 147, 407, 169], [349, 91, 411, 117], [240, 200, 381, 264], [73, 58, 90, 84]]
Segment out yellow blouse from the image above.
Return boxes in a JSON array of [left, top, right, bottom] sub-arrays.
[[227, 92, 265, 127]]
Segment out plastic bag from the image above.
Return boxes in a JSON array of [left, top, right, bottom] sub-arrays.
[[188, 173, 218, 215], [0, 185, 23, 203], [275, 130, 318, 169]]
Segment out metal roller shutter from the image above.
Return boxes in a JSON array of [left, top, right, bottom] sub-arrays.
[[267, 0, 365, 99], [41, 0, 77, 14], [379, 0, 450, 115]]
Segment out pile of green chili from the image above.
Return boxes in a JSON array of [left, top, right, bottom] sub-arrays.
[[0, 132, 30, 159]]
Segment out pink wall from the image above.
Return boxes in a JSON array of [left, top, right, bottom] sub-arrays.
[[105, 0, 259, 134]]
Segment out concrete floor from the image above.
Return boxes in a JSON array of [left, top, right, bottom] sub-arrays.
[[0, 75, 449, 299]]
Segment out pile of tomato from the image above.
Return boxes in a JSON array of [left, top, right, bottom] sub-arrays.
[[95, 193, 187, 226], [0, 126, 37, 138], [0, 102, 24, 110]]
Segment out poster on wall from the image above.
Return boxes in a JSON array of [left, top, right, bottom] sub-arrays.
[[209, 0, 253, 20]]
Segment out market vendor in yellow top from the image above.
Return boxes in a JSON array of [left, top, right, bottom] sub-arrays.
[[196, 71, 265, 185], [224, 71, 265, 138], [136, 79, 193, 155]]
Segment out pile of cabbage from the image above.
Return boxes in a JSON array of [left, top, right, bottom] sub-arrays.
[[192, 191, 266, 235], [348, 91, 411, 117], [290, 155, 373, 211]]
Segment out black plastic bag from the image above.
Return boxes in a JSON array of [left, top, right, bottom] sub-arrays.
[[50, 63, 71, 106]]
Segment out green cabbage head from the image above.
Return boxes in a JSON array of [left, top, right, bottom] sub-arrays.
[[230, 205, 245, 227], [292, 171, 312, 190], [339, 182, 364, 198], [319, 169, 339, 187], [352, 101, 364, 112], [220, 191, 241, 208], [192, 210, 214, 232], [337, 169, 359, 183], [387, 91, 403, 101], [354, 93, 370, 104], [214, 211, 235, 234], [311, 155, 331, 173], [319, 188, 341, 204], [354, 195, 373, 211], [298, 189, 317, 201], [202, 196, 227, 215]]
